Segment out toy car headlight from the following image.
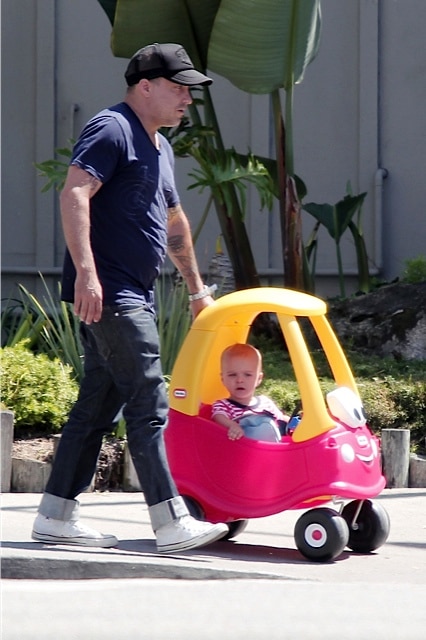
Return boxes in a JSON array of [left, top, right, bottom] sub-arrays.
[[326, 387, 367, 429]]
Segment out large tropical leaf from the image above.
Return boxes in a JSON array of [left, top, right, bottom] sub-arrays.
[[208, 0, 321, 94], [99, 0, 221, 69], [303, 194, 367, 243], [97, 0, 117, 25], [207, 0, 321, 291]]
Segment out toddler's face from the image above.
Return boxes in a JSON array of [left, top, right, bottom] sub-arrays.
[[221, 354, 263, 404]]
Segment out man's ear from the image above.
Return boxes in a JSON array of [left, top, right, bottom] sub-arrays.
[[138, 78, 152, 95]]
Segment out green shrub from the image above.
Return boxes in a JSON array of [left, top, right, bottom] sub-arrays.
[[1, 278, 84, 381], [0, 341, 78, 432], [402, 255, 426, 283], [356, 382, 400, 431], [380, 376, 426, 450]]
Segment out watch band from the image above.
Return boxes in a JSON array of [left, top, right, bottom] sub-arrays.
[[188, 283, 217, 302]]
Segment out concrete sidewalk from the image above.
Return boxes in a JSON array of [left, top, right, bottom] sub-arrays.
[[1, 488, 425, 583]]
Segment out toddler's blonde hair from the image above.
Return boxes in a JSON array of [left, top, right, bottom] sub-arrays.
[[221, 343, 262, 368]]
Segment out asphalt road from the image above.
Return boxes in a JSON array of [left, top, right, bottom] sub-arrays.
[[1, 489, 425, 639]]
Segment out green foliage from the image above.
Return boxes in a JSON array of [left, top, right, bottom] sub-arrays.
[[357, 377, 426, 452], [381, 377, 426, 447], [303, 187, 368, 296], [208, 0, 321, 95], [1, 274, 192, 436], [358, 383, 401, 432], [155, 272, 192, 376], [260, 377, 303, 415], [1, 277, 83, 382], [1, 342, 78, 431], [188, 147, 274, 215], [402, 255, 426, 284], [35, 144, 73, 192], [3, 273, 193, 383], [344, 350, 425, 381], [1, 296, 45, 350], [163, 116, 274, 231], [161, 104, 262, 289]]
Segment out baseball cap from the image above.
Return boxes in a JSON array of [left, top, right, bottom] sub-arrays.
[[125, 43, 212, 87]]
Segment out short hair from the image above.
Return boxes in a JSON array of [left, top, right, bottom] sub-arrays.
[[221, 343, 262, 367]]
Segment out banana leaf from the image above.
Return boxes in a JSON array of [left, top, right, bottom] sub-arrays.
[[99, 0, 221, 70], [303, 194, 367, 243], [303, 193, 367, 297], [208, 0, 321, 94], [208, 0, 321, 289], [97, 0, 117, 25]]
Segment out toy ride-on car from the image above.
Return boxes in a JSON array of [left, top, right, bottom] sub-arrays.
[[164, 287, 390, 562]]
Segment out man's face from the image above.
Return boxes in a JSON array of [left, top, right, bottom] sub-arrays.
[[147, 77, 193, 128]]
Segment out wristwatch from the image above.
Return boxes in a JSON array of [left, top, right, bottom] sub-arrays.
[[188, 283, 217, 302]]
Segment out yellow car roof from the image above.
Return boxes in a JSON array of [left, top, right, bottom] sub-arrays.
[[193, 287, 327, 332]]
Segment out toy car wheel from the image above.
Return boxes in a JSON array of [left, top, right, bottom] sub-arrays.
[[342, 499, 390, 553], [220, 519, 249, 541], [294, 507, 349, 562], [181, 495, 205, 520]]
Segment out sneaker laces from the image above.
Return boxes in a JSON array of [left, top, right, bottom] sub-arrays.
[[68, 521, 104, 537], [177, 515, 211, 533]]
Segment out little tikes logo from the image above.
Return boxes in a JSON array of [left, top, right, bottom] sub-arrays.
[[173, 388, 187, 399]]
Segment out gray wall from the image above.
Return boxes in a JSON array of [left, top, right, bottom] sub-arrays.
[[2, 0, 425, 301]]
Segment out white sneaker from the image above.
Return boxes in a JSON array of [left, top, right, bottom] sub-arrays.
[[156, 515, 228, 554], [31, 514, 118, 548]]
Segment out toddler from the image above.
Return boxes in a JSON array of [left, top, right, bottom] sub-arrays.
[[212, 343, 289, 442]]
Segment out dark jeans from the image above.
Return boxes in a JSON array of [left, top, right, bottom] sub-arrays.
[[45, 303, 178, 507]]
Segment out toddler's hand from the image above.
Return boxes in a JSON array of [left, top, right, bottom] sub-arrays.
[[228, 425, 244, 440]]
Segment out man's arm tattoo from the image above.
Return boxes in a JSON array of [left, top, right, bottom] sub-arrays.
[[168, 240, 195, 277], [167, 206, 197, 278], [168, 234, 185, 254]]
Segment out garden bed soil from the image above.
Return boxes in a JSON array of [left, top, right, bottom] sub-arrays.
[[12, 433, 125, 492], [12, 435, 55, 463]]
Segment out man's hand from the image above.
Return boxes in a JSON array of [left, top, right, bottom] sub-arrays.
[[189, 294, 214, 319], [74, 272, 103, 324]]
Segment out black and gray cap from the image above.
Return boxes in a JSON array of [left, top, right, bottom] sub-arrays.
[[125, 43, 212, 87]]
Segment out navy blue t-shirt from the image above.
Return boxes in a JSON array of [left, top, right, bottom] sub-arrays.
[[61, 102, 180, 306]]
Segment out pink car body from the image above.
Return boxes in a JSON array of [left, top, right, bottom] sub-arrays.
[[166, 405, 384, 523]]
